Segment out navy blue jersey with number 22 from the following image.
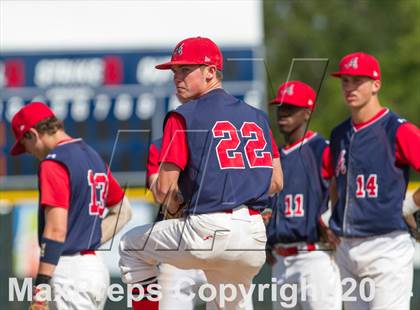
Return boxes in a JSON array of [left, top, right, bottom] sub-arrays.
[[171, 88, 275, 214]]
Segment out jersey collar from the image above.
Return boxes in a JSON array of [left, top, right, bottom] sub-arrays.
[[352, 108, 389, 132], [281, 131, 317, 155], [57, 138, 82, 146]]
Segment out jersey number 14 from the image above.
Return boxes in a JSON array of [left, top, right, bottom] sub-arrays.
[[355, 174, 378, 198]]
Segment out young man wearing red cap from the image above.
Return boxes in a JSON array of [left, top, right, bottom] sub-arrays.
[[119, 37, 283, 309], [265, 81, 341, 310], [10, 102, 132, 310], [327, 52, 420, 309]]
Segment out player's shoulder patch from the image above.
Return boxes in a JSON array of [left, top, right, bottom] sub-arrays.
[[46, 153, 57, 159], [384, 110, 408, 131]]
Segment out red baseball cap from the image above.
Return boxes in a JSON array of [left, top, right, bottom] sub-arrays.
[[331, 52, 381, 80], [270, 81, 316, 110], [10, 102, 55, 156], [155, 37, 223, 70]]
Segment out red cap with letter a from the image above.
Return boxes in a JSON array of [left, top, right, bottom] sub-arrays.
[[155, 37, 223, 70], [331, 52, 381, 80], [10, 102, 55, 156], [270, 81, 316, 110]]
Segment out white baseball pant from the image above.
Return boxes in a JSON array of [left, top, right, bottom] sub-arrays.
[[158, 264, 207, 309], [50, 253, 110, 310], [336, 230, 414, 310], [271, 245, 342, 310], [119, 205, 266, 309]]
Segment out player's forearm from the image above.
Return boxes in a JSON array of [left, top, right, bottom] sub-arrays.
[[413, 187, 420, 206], [101, 196, 132, 244], [148, 173, 159, 202], [403, 187, 420, 216], [153, 162, 181, 204], [37, 262, 57, 278], [268, 158, 283, 195], [329, 177, 338, 207], [37, 206, 67, 277]]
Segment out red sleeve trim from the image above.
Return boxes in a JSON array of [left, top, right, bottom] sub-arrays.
[[106, 170, 125, 207], [146, 143, 160, 179], [40, 202, 69, 209], [321, 146, 333, 180], [159, 113, 189, 170], [395, 122, 420, 172], [39, 160, 70, 209]]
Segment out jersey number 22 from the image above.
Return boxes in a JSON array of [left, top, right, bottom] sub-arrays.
[[212, 121, 272, 169]]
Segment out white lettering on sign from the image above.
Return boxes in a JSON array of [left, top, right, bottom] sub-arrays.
[[46, 87, 93, 121], [136, 93, 156, 120], [2, 91, 163, 123], [72, 93, 91, 122], [35, 58, 104, 87], [136, 56, 172, 85], [6, 97, 24, 122], [94, 94, 112, 121], [114, 94, 133, 121]]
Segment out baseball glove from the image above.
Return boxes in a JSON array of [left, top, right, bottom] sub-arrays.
[[161, 190, 186, 220], [163, 202, 186, 220]]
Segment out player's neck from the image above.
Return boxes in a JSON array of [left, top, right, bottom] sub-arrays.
[[201, 79, 222, 97], [284, 124, 307, 146], [350, 97, 382, 124], [42, 131, 73, 156]]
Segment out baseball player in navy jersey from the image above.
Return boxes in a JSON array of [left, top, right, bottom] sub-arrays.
[[119, 36, 283, 310], [146, 138, 208, 310], [10, 102, 132, 310], [266, 81, 341, 310], [326, 52, 420, 310]]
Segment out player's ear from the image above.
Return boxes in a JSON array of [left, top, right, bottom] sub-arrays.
[[303, 109, 311, 121], [27, 128, 40, 140], [205, 65, 217, 81], [372, 79, 381, 95]]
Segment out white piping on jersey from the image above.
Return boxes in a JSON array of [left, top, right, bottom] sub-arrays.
[[57, 138, 82, 146], [343, 133, 355, 235], [352, 108, 389, 132], [281, 132, 317, 155], [343, 109, 389, 234]]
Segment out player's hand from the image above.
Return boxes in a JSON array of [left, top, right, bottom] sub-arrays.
[[29, 303, 49, 310], [29, 291, 49, 310], [266, 249, 277, 266], [30, 282, 50, 310], [320, 226, 340, 249], [261, 208, 272, 226], [404, 213, 417, 230], [404, 213, 420, 242]]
